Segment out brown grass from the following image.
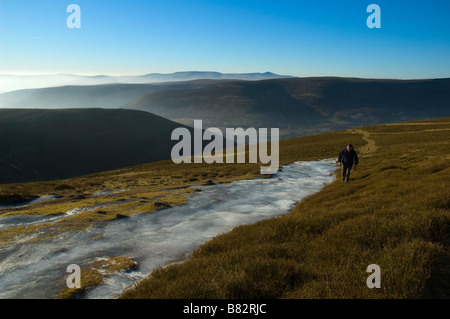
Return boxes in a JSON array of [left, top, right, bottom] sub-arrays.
[[1, 118, 448, 299], [120, 118, 449, 299]]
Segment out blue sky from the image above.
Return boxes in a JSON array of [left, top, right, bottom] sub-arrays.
[[0, 0, 449, 78]]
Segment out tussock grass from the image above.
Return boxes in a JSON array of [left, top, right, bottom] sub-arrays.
[[121, 117, 449, 299], [58, 256, 137, 299], [0, 124, 362, 297], [1, 117, 448, 299]]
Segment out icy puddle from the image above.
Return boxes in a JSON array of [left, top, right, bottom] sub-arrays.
[[0, 199, 136, 230], [0, 159, 336, 299]]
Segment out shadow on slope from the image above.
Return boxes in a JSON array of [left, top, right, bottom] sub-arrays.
[[0, 108, 192, 184]]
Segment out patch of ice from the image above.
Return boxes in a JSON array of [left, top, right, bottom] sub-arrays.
[[92, 189, 129, 196], [0, 159, 337, 299], [66, 199, 134, 216], [0, 214, 64, 230]]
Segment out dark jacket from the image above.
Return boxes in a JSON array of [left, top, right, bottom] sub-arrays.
[[338, 148, 359, 166]]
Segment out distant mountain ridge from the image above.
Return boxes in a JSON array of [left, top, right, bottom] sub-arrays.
[[0, 71, 291, 94], [139, 71, 292, 82]]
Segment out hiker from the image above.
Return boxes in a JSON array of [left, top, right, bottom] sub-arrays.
[[337, 144, 359, 182]]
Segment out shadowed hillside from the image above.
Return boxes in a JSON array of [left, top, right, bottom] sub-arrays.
[[0, 81, 224, 109], [127, 77, 450, 137], [2, 77, 448, 139], [0, 108, 193, 184]]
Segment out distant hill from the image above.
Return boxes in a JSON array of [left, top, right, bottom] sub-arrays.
[[0, 108, 194, 184], [126, 77, 450, 137], [138, 71, 292, 82], [0, 72, 292, 109], [0, 71, 291, 94], [0, 81, 224, 109], [3, 76, 447, 139]]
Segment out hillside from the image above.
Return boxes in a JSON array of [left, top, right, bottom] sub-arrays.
[[120, 117, 450, 299], [0, 108, 194, 184], [0, 117, 448, 299], [0, 71, 291, 94], [2, 77, 448, 140], [0, 81, 223, 109], [127, 77, 450, 137]]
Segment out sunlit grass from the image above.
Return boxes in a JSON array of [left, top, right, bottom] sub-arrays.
[[1, 118, 449, 299], [120, 118, 450, 299]]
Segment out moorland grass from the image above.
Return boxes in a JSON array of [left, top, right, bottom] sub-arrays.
[[1, 118, 448, 298], [120, 118, 449, 299], [0, 126, 363, 297]]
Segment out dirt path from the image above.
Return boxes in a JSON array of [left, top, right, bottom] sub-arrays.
[[353, 128, 377, 156]]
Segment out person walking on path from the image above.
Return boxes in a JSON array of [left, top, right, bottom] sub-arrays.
[[337, 144, 359, 182]]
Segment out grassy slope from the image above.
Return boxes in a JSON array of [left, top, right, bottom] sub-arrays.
[[120, 117, 450, 299], [0, 127, 358, 244], [1, 117, 448, 298], [0, 125, 365, 297]]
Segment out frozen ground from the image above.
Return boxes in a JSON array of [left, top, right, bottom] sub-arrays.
[[0, 195, 62, 210], [0, 159, 336, 299]]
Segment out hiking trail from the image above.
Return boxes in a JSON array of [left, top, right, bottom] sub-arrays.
[[353, 128, 377, 156]]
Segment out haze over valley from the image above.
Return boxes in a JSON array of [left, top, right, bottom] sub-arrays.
[[1, 72, 449, 184]]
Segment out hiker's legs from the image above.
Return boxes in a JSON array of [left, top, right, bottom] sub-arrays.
[[345, 165, 352, 181], [342, 165, 352, 182]]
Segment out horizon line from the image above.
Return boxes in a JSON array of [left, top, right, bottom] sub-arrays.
[[0, 71, 449, 81]]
